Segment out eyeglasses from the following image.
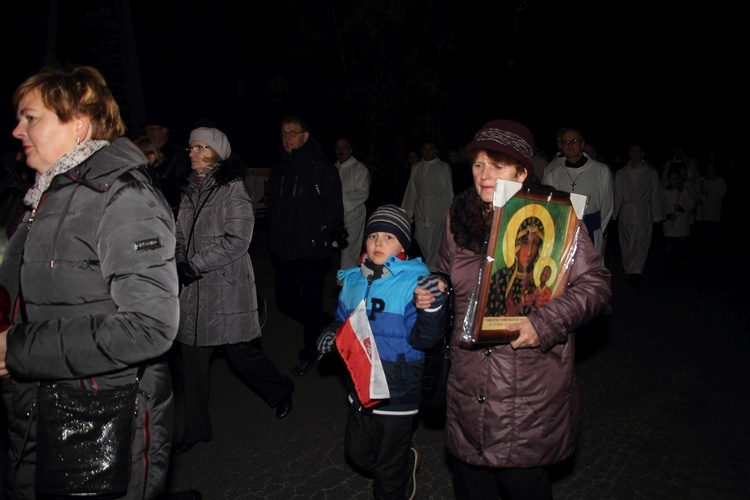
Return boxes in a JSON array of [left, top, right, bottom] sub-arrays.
[[281, 130, 306, 138], [561, 138, 582, 146], [186, 145, 211, 153]]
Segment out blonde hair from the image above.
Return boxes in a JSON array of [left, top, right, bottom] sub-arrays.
[[12, 64, 126, 141], [133, 136, 164, 167]]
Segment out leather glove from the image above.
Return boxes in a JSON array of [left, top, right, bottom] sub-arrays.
[[417, 274, 445, 303], [317, 321, 343, 354], [177, 261, 202, 288]]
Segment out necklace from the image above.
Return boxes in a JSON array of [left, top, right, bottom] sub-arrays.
[[566, 170, 584, 191]]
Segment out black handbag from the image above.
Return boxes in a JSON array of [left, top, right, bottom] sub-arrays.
[[34, 366, 145, 499]]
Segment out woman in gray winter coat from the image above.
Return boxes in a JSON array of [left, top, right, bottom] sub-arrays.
[[0, 65, 179, 499], [435, 120, 611, 499], [171, 127, 294, 454]]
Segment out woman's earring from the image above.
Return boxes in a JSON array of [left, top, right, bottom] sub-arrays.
[[76, 137, 81, 145]]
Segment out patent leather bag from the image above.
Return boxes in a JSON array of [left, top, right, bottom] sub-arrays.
[[34, 366, 145, 499]]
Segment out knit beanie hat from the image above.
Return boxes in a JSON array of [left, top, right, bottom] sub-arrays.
[[463, 119, 535, 173], [365, 204, 412, 252], [189, 127, 232, 160]]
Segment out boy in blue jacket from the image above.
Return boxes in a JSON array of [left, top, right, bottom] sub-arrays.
[[317, 204, 447, 500]]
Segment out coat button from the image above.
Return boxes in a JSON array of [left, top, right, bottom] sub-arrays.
[[476, 448, 483, 455], [483, 347, 492, 355], [476, 395, 485, 403]]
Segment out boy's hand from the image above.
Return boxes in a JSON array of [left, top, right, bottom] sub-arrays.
[[414, 275, 446, 309], [317, 330, 336, 354], [317, 321, 342, 354]]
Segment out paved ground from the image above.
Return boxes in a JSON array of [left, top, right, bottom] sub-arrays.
[[162, 224, 750, 499]]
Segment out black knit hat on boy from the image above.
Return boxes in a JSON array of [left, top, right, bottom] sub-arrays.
[[365, 204, 412, 252]]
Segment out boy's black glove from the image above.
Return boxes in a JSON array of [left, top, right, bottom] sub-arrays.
[[418, 274, 446, 303], [177, 261, 202, 288], [317, 321, 343, 354]]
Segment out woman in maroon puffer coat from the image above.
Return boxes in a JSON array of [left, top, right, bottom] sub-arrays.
[[436, 120, 611, 499]]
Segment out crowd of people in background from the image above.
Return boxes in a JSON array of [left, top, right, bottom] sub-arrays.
[[0, 62, 737, 500], [4, 104, 730, 283]]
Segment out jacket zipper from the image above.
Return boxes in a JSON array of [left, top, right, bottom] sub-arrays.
[[364, 275, 375, 305]]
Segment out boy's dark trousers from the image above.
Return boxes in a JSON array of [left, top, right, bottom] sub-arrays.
[[344, 405, 414, 500]]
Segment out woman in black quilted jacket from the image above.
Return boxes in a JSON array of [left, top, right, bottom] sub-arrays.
[[0, 64, 179, 499]]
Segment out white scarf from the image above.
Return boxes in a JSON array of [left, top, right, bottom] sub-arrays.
[[24, 140, 110, 209]]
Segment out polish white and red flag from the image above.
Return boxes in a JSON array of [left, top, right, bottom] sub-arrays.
[[335, 300, 390, 408]]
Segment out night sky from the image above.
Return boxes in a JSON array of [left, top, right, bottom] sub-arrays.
[[2, 1, 745, 175]]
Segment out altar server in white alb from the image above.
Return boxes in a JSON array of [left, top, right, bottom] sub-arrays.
[[334, 137, 370, 271], [401, 140, 454, 271], [613, 144, 664, 285], [542, 127, 613, 262]]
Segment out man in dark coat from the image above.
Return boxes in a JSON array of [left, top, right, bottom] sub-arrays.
[[143, 116, 190, 215], [266, 115, 344, 376]]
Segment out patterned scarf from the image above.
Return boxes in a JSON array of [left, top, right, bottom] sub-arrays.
[[23, 140, 109, 209], [361, 256, 389, 281]]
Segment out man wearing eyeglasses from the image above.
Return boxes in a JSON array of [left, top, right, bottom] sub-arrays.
[[266, 115, 344, 377], [542, 127, 613, 263]]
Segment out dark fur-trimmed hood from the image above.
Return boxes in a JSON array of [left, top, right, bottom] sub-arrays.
[[213, 155, 248, 186], [182, 155, 249, 194]]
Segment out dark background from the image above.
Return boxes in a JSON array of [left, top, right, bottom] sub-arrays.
[[2, 0, 745, 204]]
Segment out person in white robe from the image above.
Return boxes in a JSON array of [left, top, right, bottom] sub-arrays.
[[663, 169, 697, 269], [613, 145, 664, 280], [661, 144, 700, 225], [695, 162, 726, 255], [401, 141, 454, 271], [334, 138, 371, 272], [542, 128, 613, 262]]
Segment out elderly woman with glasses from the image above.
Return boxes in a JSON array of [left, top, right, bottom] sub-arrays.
[[171, 127, 295, 455]]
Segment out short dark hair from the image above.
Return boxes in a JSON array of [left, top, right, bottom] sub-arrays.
[[281, 115, 309, 132], [556, 126, 584, 140]]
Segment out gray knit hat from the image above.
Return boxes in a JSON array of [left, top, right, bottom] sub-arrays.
[[189, 127, 232, 160], [365, 204, 412, 251]]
